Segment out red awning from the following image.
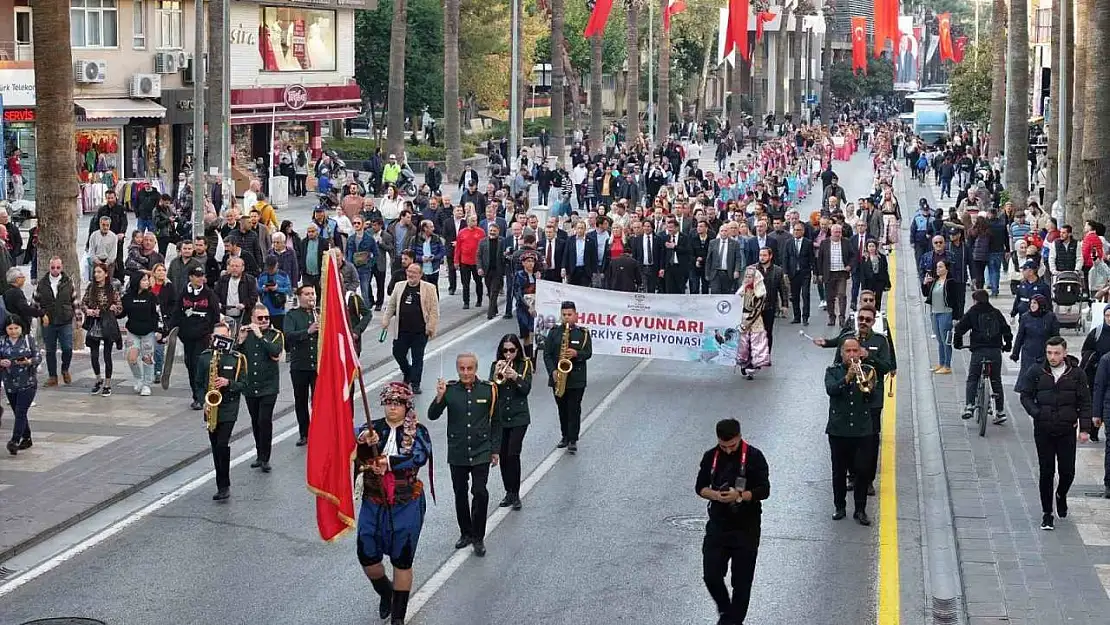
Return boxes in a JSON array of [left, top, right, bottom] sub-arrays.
[[230, 107, 360, 125]]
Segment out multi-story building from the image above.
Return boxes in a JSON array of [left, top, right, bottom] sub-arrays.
[[0, 0, 367, 205]]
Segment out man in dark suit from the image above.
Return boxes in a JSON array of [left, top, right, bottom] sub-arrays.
[[631, 220, 663, 293], [751, 220, 779, 267], [705, 222, 744, 294], [538, 223, 566, 282], [817, 224, 857, 326], [848, 221, 874, 309], [688, 220, 714, 294], [561, 220, 595, 287], [502, 222, 526, 318], [479, 204, 508, 235], [783, 222, 816, 325], [585, 216, 613, 288], [661, 218, 691, 294], [755, 247, 790, 352]]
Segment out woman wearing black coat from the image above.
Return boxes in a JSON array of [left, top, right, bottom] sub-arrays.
[[858, 240, 891, 310], [1011, 294, 1060, 393]]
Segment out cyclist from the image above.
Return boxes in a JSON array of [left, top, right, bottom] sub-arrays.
[[953, 289, 1013, 424]]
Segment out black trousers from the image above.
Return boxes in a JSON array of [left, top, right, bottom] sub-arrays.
[[291, 369, 317, 438], [702, 530, 759, 623], [246, 394, 277, 462], [663, 266, 686, 293], [1034, 432, 1077, 516], [761, 309, 777, 352], [183, 339, 205, 403], [965, 348, 1004, 411], [450, 463, 491, 540], [500, 425, 528, 494], [392, 331, 428, 388], [829, 435, 872, 513], [709, 270, 735, 295], [372, 268, 386, 307], [460, 264, 482, 305], [555, 387, 585, 442], [422, 272, 440, 298], [789, 270, 812, 321], [641, 269, 660, 293], [209, 420, 235, 490], [568, 266, 590, 287], [445, 243, 458, 292]]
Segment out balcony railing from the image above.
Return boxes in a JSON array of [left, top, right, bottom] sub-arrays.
[[0, 40, 34, 62]]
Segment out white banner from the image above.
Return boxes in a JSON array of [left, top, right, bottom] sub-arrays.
[[534, 282, 743, 365]]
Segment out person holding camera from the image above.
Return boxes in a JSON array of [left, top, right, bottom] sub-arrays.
[[696, 418, 770, 625]]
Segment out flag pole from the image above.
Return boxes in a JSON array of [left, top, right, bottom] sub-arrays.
[[355, 367, 374, 429]]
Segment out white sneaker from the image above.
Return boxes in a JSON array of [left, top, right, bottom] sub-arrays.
[[133, 381, 143, 394], [819, 300, 828, 310], [140, 385, 152, 397]]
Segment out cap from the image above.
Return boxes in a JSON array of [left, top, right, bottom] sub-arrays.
[[1021, 260, 1038, 271], [560, 300, 576, 311], [188, 266, 206, 278], [313, 205, 326, 212]]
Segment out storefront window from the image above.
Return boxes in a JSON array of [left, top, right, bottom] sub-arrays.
[[124, 124, 162, 179], [3, 123, 36, 200], [259, 7, 336, 72], [76, 128, 122, 213]]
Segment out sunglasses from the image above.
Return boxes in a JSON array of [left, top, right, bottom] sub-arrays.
[[858, 317, 875, 323], [503, 347, 517, 353], [256, 316, 270, 321]]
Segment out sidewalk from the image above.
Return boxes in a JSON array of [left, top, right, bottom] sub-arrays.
[[908, 173, 1110, 624], [0, 286, 487, 562]]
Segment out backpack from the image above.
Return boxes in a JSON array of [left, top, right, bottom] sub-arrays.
[[975, 309, 1003, 346]]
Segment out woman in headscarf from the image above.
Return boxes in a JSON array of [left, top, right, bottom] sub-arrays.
[[1012, 294, 1060, 394], [736, 266, 770, 380]]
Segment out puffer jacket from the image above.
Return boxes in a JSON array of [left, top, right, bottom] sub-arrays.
[[1020, 354, 1093, 436]]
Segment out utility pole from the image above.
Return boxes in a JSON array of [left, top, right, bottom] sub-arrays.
[[509, 0, 520, 174], [206, 0, 232, 208], [191, 0, 206, 238], [647, 0, 655, 146], [1056, 0, 1068, 215]]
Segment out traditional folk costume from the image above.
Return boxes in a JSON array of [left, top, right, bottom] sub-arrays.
[[513, 251, 540, 359], [736, 268, 770, 378], [357, 382, 434, 625]]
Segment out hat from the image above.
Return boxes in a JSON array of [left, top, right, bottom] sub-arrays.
[[519, 250, 539, 264], [188, 266, 206, 278], [560, 300, 576, 311], [313, 205, 326, 212], [380, 381, 414, 407], [1021, 260, 1038, 271]]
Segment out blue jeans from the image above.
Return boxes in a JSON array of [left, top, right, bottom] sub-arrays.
[[987, 252, 1003, 295], [136, 218, 154, 234], [42, 323, 74, 378], [126, 332, 156, 387], [7, 387, 35, 443], [154, 341, 165, 377], [932, 312, 954, 367], [357, 269, 373, 304], [940, 177, 952, 197]]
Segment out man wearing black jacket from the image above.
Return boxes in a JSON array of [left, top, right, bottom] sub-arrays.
[[87, 190, 128, 277], [661, 218, 692, 294], [35, 257, 79, 386], [215, 257, 259, 329], [1019, 336, 1093, 530], [424, 162, 443, 193], [953, 290, 1013, 425], [783, 222, 815, 325], [631, 220, 664, 293], [696, 418, 770, 625], [172, 266, 220, 410]]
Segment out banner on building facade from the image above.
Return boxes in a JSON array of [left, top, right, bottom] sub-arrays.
[[893, 15, 919, 92], [534, 282, 743, 365]]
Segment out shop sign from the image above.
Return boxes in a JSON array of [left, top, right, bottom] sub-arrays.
[[230, 24, 258, 47], [0, 68, 35, 107], [284, 85, 309, 110], [3, 109, 34, 123], [177, 100, 195, 111]]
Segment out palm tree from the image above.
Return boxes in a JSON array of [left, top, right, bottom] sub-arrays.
[[625, 0, 640, 136], [550, 0, 567, 160], [988, 0, 1006, 157], [1043, 0, 1063, 211], [1082, 0, 1110, 222], [1004, 0, 1029, 208], [590, 34, 604, 152], [793, 1, 812, 118], [386, 0, 408, 158], [730, 57, 745, 140], [206, 0, 226, 174], [819, 1, 833, 125], [773, 7, 793, 123], [32, 1, 79, 279], [657, 5, 671, 141], [1066, 0, 1089, 221], [444, 0, 462, 181]]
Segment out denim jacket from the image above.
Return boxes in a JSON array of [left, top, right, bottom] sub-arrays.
[[0, 335, 40, 391]]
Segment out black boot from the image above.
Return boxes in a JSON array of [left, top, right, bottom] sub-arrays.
[[370, 575, 393, 620], [390, 590, 410, 625]]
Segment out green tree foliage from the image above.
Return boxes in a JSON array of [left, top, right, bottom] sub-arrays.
[[827, 57, 895, 101], [947, 42, 991, 125], [535, 0, 626, 75], [355, 0, 444, 116]]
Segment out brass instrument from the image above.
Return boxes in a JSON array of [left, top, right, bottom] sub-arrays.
[[850, 358, 877, 394], [204, 349, 223, 432], [553, 324, 573, 398], [494, 359, 512, 384]]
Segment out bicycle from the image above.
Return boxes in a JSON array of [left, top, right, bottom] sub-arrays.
[[958, 346, 996, 437]]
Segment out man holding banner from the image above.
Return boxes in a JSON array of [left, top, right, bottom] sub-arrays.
[[543, 301, 592, 453]]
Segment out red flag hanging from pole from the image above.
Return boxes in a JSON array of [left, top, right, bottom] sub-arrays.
[[664, 0, 686, 31], [873, 0, 899, 57], [305, 251, 362, 542], [725, 0, 752, 61], [584, 0, 615, 38], [755, 11, 776, 42], [938, 13, 955, 62], [851, 17, 868, 74], [953, 34, 968, 63]]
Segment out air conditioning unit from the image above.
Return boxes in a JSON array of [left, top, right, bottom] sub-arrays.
[[182, 54, 207, 85], [74, 60, 107, 84], [176, 51, 188, 66], [129, 73, 162, 98], [154, 52, 178, 74]]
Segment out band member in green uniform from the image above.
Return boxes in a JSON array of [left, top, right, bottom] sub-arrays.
[[428, 352, 502, 557], [490, 334, 532, 510], [197, 322, 247, 501], [824, 337, 876, 526], [284, 285, 319, 446], [237, 304, 284, 473], [543, 301, 592, 453], [347, 289, 373, 356]]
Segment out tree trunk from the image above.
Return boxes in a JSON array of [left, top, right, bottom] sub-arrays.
[[1082, 0, 1110, 222], [563, 41, 583, 132], [793, 11, 805, 118], [820, 22, 832, 125], [730, 57, 745, 140], [32, 0, 79, 283], [988, 0, 1007, 157], [752, 39, 764, 126], [658, 16, 671, 142], [1044, 0, 1062, 211], [774, 13, 791, 123], [590, 34, 604, 152], [694, 34, 713, 123], [1066, 0, 1089, 221], [444, 0, 462, 180], [386, 0, 408, 158], [1005, 0, 1030, 209], [550, 0, 567, 161], [625, 0, 640, 134], [206, 0, 226, 176]]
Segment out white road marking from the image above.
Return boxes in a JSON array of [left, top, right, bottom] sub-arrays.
[[0, 316, 500, 598], [405, 357, 653, 617]]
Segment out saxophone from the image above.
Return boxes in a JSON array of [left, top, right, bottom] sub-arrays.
[[204, 349, 223, 432], [553, 324, 573, 398]]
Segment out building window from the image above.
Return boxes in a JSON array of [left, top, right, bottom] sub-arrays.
[[259, 7, 337, 72], [70, 0, 119, 48], [156, 1, 183, 50], [1034, 8, 1051, 44], [133, 0, 146, 49]]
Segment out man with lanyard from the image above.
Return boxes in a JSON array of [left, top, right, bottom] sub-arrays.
[[284, 285, 319, 446], [543, 301, 593, 453], [171, 266, 220, 411], [696, 418, 770, 625], [236, 304, 284, 474], [428, 353, 501, 558]]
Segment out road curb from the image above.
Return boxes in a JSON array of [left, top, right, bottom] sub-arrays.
[[896, 172, 967, 625], [0, 309, 487, 564]]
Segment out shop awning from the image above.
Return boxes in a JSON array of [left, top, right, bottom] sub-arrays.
[[230, 107, 360, 126], [75, 98, 167, 120]]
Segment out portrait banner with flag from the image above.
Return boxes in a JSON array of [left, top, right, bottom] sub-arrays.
[[938, 12, 955, 62], [851, 17, 868, 74], [893, 14, 919, 91], [584, 0, 615, 38], [305, 251, 362, 542]]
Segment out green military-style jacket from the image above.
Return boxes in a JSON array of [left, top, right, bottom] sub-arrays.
[[428, 379, 503, 466], [823, 328, 896, 409], [347, 292, 373, 352], [195, 348, 247, 423], [239, 328, 284, 397], [488, 358, 532, 429], [824, 363, 874, 438], [284, 307, 318, 372], [542, 324, 592, 390]]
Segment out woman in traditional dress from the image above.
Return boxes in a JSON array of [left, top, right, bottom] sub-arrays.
[[736, 266, 770, 380]]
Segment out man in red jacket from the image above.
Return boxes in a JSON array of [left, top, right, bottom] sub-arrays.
[[454, 214, 485, 309]]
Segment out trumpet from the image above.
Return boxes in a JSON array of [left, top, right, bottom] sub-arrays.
[[849, 358, 877, 394], [494, 359, 512, 384]]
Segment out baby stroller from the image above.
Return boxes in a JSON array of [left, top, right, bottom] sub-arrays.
[[1052, 271, 1087, 333]]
